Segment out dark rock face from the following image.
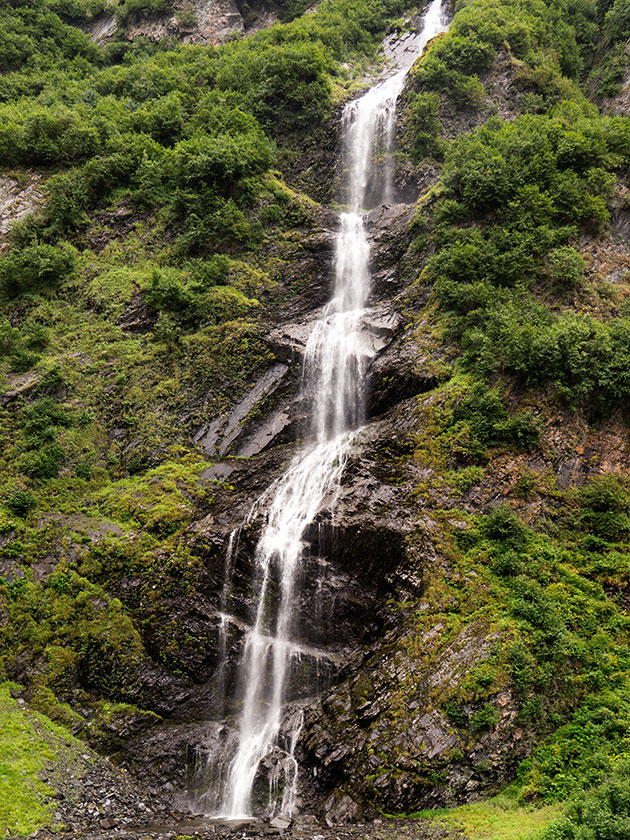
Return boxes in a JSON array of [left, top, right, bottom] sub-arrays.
[[119, 285, 158, 334], [298, 617, 529, 818], [367, 333, 440, 418]]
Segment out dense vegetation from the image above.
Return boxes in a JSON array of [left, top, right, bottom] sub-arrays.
[[398, 0, 630, 834]]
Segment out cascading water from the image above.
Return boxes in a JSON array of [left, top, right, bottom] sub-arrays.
[[202, 0, 448, 820]]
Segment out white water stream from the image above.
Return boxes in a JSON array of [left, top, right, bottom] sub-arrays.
[[209, 0, 448, 819]]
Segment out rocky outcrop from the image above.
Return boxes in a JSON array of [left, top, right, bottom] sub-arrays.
[[299, 616, 529, 818], [0, 172, 46, 246], [83, 0, 279, 47]]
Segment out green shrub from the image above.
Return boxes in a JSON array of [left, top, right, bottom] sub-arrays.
[[470, 701, 500, 731], [447, 383, 540, 459], [580, 475, 630, 542], [482, 505, 529, 549], [429, 107, 630, 406], [492, 548, 523, 576], [0, 243, 77, 299], [605, 0, 630, 40], [20, 444, 65, 480], [16, 398, 86, 482], [545, 246, 586, 288], [542, 760, 630, 839], [404, 91, 442, 161], [9, 350, 41, 373], [5, 489, 37, 517], [216, 41, 331, 135]]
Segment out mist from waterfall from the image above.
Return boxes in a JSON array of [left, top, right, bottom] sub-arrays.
[[204, 0, 448, 819]]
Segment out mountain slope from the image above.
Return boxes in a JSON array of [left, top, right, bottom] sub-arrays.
[[1, 0, 630, 837]]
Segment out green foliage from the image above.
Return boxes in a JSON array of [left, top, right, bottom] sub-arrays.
[[0, 243, 77, 299], [482, 505, 529, 549], [463, 505, 630, 750], [428, 104, 630, 406], [403, 90, 443, 162], [544, 246, 585, 289], [579, 476, 630, 543], [605, 0, 630, 40], [447, 382, 540, 460], [594, 43, 628, 98], [407, 0, 598, 121], [1, 567, 145, 702], [0, 0, 99, 73], [470, 701, 500, 731], [0, 0, 412, 274], [15, 399, 90, 482], [0, 318, 50, 372], [520, 693, 630, 806], [543, 760, 630, 839], [215, 41, 331, 135], [145, 265, 259, 330], [4, 490, 37, 517]]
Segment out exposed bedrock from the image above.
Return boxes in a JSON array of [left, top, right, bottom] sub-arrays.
[[298, 618, 529, 821], [191, 199, 434, 465]]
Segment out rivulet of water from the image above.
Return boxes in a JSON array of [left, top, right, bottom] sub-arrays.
[[202, 0, 448, 819]]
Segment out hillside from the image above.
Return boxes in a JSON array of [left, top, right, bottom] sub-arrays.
[[2, 0, 630, 838]]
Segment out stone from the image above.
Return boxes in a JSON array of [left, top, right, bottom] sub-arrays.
[[99, 818, 117, 829], [269, 814, 292, 830], [0, 174, 45, 240]]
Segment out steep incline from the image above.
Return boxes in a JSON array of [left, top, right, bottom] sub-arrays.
[[2, 0, 630, 838]]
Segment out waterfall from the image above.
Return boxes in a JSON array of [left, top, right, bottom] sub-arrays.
[[204, 0, 448, 819]]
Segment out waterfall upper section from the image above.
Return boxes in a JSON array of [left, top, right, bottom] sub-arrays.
[[200, 0, 448, 821]]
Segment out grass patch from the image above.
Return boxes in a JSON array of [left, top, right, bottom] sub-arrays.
[[0, 681, 80, 837], [415, 798, 563, 839]]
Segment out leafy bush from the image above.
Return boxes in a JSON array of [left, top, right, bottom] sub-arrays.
[[605, 0, 630, 40], [447, 382, 540, 460], [0, 0, 98, 73], [4, 489, 37, 517], [545, 246, 586, 289], [0, 243, 77, 299], [215, 41, 331, 135], [428, 105, 630, 406], [543, 760, 630, 839], [470, 701, 500, 731], [403, 91, 442, 162], [482, 505, 530, 549], [145, 266, 258, 330], [17, 399, 86, 482], [580, 476, 630, 542]]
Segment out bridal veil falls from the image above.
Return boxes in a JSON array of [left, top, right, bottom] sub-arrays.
[[197, 0, 448, 819]]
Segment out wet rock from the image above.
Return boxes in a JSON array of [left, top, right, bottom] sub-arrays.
[[235, 407, 305, 457], [323, 791, 363, 825], [194, 363, 290, 456], [368, 332, 442, 417], [119, 285, 158, 334], [269, 814, 292, 831], [366, 204, 417, 299], [267, 323, 312, 363]]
